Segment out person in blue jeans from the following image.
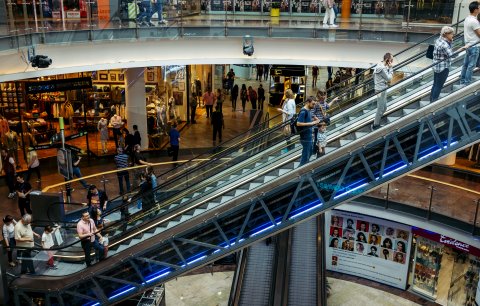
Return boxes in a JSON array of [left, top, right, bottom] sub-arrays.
[[151, 0, 168, 25], [137, 0, 154, 26], [169, 123, 180, 167], [72, 153, 89, 189], [431, 26, 467, 102], [460, 2, 480, 86], [296, 96, 320, 167]]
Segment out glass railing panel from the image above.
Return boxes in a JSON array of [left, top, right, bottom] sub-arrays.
[[380, 173, 431, 210], [430, 186, 478, 226]]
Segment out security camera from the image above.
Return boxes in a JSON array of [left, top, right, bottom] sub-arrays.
[[28, 46, 52, 68], [243, 35, 254, 56], [31, 55, 52, 68]]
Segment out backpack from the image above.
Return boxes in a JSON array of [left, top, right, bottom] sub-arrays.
[[291, 108, 308, 135]]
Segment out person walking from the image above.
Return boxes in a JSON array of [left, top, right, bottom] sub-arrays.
[[460, 1, 480, 86], [25, 148, 41, 183], [322, 0, 338, 28], [211, 105, 224, 143], [1, 148, 16, 199], [263, 64, 270, 81], [132, 124, 142, 147], [114, 147, 131, 195], [15, 214, 40, 274], [215, 88, 224, 110], [2, 215, 17, 267], [431, 26, 467, 102], [15, 174, 32, 216], [296, 96, 320, 166], [312, 65, 319, 87], [226, 69, 235, 92], [124, 128, 135, 163], [240, 84, 248, 112], [372, 53, 394, 130], [76, 211, 105, 267], [110, 113, 124, 148], [169, 123, 180, 167], [257, 84, 265, 110], [248, 86, 258, 109], [71, 152, 89, 189], [151, 0, 168, 25], [278, 89, 297, 151], [202, 88, 215, 119], [136, 0, 154, 26], [190, 92, 198, 123], [97, 117, 109, 154], [256, 64, 264, 81], [231, 84, 239, 111]]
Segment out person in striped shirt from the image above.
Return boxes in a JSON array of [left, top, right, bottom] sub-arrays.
[[114, 147, 131, 195]]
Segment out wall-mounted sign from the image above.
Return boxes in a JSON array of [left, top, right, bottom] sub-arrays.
[[412, 227, 480, 257], [26, 78, 92, 94], [325, 210, 412, 289]]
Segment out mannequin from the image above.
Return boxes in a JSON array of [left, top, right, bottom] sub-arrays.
[[168, 97, 177, 123], [3, 130, 20, 169], [97, 117, 109, 154], [112, 87, 122, 104], [157, 101, 167, 135], [110, 114, 124, 148]]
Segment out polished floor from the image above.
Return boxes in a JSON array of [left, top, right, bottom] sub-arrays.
[[162, 271, 430, 306]]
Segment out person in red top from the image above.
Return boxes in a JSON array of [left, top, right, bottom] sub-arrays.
[[202, 88, 215, 119], [1, 148, 16, 199]]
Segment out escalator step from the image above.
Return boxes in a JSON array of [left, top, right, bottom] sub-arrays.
[[339, 139, 353, 146], [220, 195, 233, 204], [403, 108, 416, 115], [248, 182, 262, 190], [387, 116, 400, 123], [354, 132, 367, 139], [325, 146, 336, 154], [278, 168, 291, 176], [262, 175, 277, 183]]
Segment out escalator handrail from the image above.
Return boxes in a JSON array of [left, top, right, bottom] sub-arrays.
[[325, 18, 465, 99], [25, 39, 473, 256]]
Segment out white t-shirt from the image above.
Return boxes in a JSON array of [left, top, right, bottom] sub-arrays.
[[464, 15, 480, 45], [42, 232, 54, 249]]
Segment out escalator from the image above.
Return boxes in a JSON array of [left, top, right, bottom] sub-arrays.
[[10, 39, 480, 305]]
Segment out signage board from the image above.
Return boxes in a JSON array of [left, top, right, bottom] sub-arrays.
[[325, 210, 412, 289]]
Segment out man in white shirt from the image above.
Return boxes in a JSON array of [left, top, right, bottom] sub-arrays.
[[109, 114, 124, 148], [460, 2, 480, 86], [14, 214, 40, 274]]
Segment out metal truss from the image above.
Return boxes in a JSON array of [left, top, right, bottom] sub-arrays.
[[13, 89, 480, 305]]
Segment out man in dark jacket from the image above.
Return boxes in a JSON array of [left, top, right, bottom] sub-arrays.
[[211, 105, 224, 143], [257, 84, 265, 110]]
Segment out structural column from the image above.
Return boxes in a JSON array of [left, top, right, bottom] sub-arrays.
[[125, 68, 149, 150]]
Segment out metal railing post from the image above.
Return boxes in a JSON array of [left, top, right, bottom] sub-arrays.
[[384, 183, 390, 209], [426, 185, 435, 220], [472, 199, 480, 235]]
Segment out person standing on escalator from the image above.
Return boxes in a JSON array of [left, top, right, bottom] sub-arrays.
[[431, 26, 467, 102], [372, 53, 394, 130]]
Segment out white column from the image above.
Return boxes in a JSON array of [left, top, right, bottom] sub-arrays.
[[125, 68, 148, 150], [436, 153, 456, 166]]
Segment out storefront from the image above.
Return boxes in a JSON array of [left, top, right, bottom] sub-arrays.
[[412, 228, 480, 305], [325, 210, 480, 305], [0, 65, 212, 166]]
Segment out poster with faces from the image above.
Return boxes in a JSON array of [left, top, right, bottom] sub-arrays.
[[325, 210, 412, 289]]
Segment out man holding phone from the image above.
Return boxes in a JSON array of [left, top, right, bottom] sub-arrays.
[[372, 53, 394, 130]]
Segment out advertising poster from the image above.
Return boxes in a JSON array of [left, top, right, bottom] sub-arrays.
[[325, 210, 412, 289]]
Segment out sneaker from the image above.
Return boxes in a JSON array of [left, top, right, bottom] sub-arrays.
[[322, 24, 329, 28], [9, 262, 16, 267], [329, 24, 338, 28], [7, 193, 14, 199], [158, 20, 168, 25], [147, 22, 155, 27], [371, 124, 381, 131]]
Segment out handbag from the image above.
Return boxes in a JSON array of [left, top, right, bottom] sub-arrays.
[[426, 44, 434, 59]]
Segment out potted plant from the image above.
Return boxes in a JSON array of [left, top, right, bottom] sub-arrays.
[[270, 1, 280, 17]]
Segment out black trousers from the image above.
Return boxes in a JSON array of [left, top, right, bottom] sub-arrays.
[[81, 239, 104, 267], [213, 125, 222, 142], [19, 199, 32, 216], [205, 105, 213, 118], [171, 145, 179, 166], [25, 166, 41, 182], [19, 249, 35, 274]]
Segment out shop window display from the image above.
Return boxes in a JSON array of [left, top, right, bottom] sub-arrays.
[[412, 236, 442, 298]]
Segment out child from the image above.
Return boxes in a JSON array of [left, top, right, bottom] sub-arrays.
[[42, 225, 59, 269], [316, 122, 327, 158]]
